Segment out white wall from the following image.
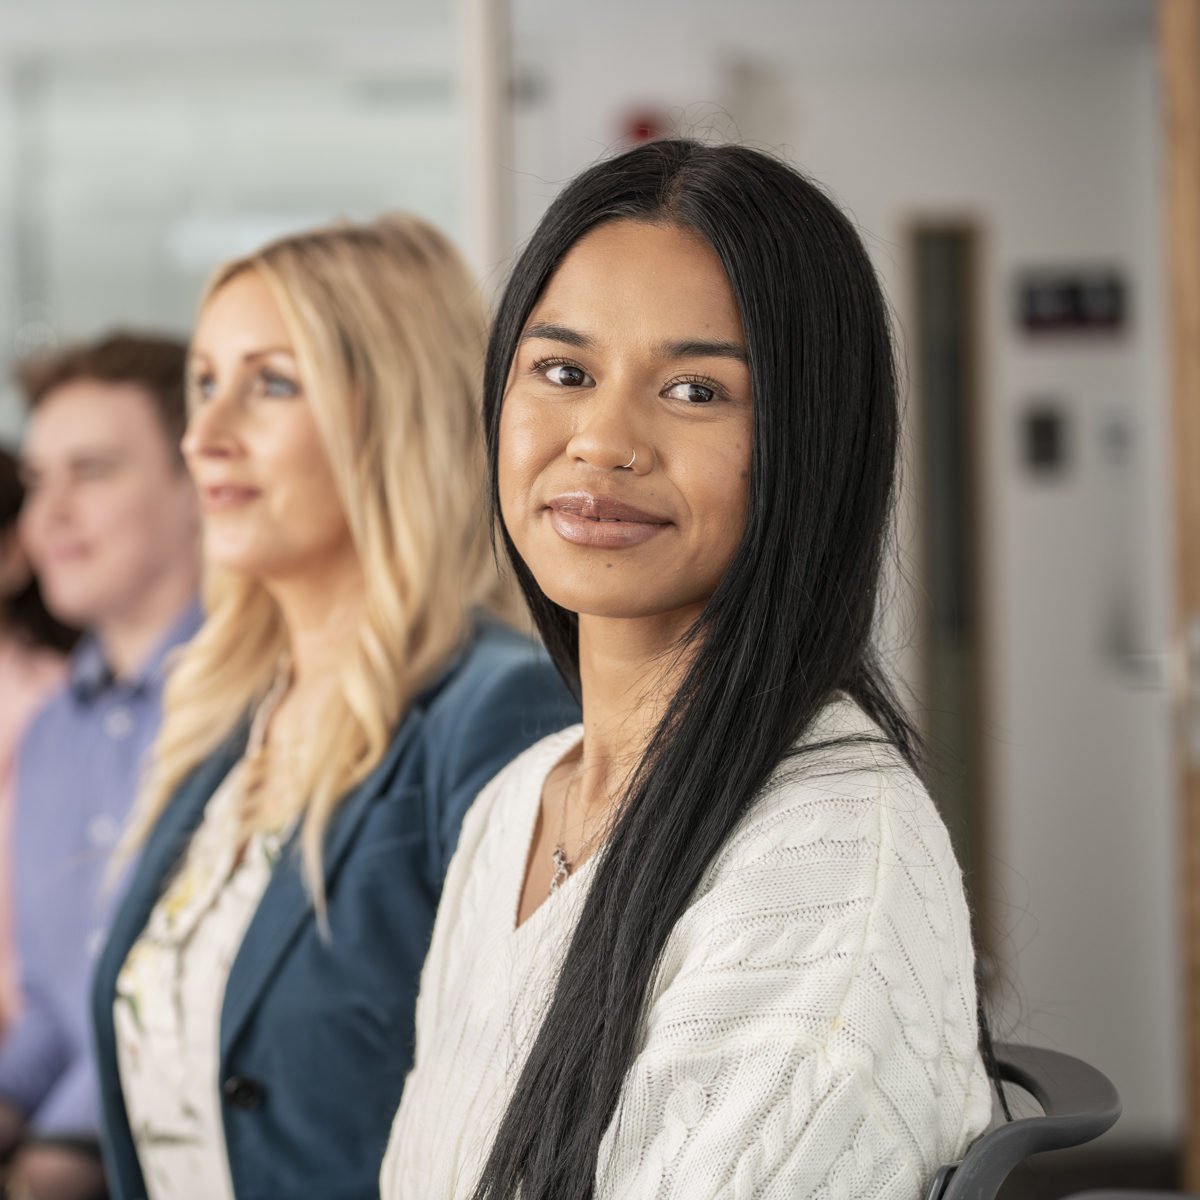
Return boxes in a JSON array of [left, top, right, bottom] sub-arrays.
[[510, 0, 1178, 1141]]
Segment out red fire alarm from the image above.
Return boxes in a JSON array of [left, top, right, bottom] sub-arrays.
[[621, 110, 667, 144]]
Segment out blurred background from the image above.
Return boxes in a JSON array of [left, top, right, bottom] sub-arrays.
[[0, 0, 1181, 1192]]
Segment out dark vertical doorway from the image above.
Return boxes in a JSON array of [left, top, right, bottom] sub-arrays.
[[914, 225, 986, 918]]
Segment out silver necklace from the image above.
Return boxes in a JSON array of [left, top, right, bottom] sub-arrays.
[[549, 758, 607, 894]]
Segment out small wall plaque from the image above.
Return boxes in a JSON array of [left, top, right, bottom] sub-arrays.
[[1016, 268, 1127, 335], [1021, 401, 1069, 476]]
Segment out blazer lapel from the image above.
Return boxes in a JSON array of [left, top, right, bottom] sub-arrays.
[[99, 730, 247, 1003], [92, 730, 247, 1200], [219, 714, 423, 1062]]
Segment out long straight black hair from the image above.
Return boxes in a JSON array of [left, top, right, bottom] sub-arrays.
[[477, 139, 924, 1200]]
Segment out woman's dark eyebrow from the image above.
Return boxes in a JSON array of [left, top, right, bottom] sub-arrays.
[[663, 338, 748, 363], [519, 325, 747, 363], [520, 322, 593, 348]]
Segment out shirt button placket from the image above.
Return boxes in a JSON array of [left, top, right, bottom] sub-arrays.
[[104, 707, 135, 741], [87, 814, 119, 848]]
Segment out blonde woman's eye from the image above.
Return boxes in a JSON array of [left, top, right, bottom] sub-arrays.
[[664, 380, 717, 404], [542, 363, 594, 388], [192, 374, 216, 400], [261, 369, 300, 398]]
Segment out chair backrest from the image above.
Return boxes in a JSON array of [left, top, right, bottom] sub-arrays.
[[1066, 1193, 1197, 1199], [927, 1043, 1122, 1200]]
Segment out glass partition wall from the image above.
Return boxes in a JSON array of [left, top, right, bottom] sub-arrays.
[[0, 0, 470, 438]]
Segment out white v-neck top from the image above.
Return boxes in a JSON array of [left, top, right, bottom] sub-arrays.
[[381, 700, 992, 1200]]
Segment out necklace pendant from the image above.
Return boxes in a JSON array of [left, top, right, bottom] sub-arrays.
[[549, 844, 570, 894]]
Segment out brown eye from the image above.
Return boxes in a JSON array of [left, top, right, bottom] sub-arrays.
[[543, 363, 594, 388], [664, 381, 716, 404]]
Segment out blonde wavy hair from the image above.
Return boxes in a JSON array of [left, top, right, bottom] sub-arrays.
[[124, 214, 504, 907]]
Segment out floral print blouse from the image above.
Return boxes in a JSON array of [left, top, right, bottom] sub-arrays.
[[114, 690, 290, 1200]]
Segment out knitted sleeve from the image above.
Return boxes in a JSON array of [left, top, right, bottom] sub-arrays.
[[595, 757, 993, 1200]]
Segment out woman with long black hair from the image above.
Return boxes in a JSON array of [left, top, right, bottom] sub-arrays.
[[382, 139, 992, 1200]]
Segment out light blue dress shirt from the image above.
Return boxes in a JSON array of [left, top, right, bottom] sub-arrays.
[[0, 600, 202, 1137]]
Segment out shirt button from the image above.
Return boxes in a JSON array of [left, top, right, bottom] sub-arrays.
[[87, 814, 119, 848], [223, 1076, 267, 1111], [104, 707, 135, 740]]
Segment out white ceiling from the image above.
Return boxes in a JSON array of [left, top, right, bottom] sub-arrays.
[[0, 0, 454, 61], [514, 0, 1155, 69], [0, 0, 1156, 64]]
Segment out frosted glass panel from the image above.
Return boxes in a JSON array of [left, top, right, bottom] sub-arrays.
[[1, 5, 461, 438]]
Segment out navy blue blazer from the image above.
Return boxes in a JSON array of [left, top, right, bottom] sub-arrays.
[[91, 621, 578, 1200]]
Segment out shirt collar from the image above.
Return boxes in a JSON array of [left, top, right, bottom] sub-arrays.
[[69, 596, 205, 700]]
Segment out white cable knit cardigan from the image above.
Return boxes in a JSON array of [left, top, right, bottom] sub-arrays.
[[380, 699, 992, 1200]]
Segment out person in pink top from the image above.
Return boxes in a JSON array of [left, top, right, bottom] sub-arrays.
[[0, 448, 78, 1031]]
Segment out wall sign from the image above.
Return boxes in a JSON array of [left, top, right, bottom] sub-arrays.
[[1016, 268, 1127, 335], [1021, 400, 1069, 476]]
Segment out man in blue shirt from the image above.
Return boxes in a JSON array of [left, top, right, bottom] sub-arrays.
[[0, 335, 202, 1200]]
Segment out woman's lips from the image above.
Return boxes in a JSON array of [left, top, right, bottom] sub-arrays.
[[201, 484, 261, 512], [546, 491, 671, 549]]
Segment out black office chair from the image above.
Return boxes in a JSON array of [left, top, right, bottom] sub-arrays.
[[926, 1042, 1123, 1200]]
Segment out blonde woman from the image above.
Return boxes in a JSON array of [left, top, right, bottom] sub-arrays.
[[89, 217, 577, 1200]]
